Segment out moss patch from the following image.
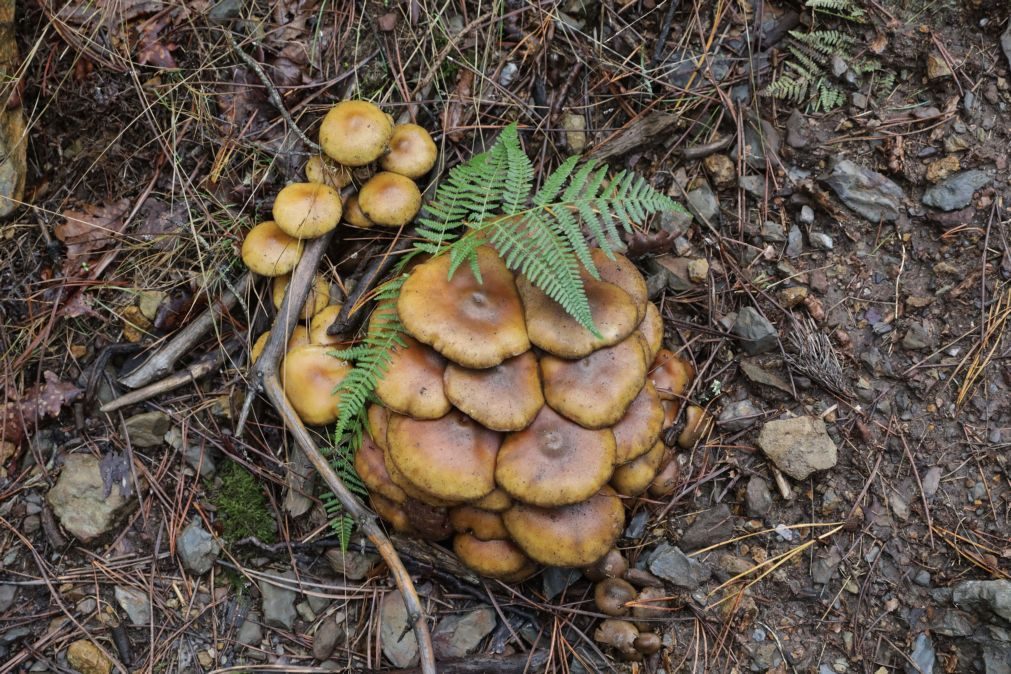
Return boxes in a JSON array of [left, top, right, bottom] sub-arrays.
[[212, 462, 277, 543]]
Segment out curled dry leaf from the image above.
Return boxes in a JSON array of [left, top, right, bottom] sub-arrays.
[[1, 371, 82, 454], [54, 198, 131, 276]]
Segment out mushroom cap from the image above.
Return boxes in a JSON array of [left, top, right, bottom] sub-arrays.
[[318, 100, 393, 166], [241, 220, 304, 277], [594, 577, 638, 616], [384, 446, 460, 507], [611, 440, 666, 497], [309, 304, 345, 345], [367, 403, 390, 451], [631, 586, 671, 630], [638, 302, 664, 363], [503, 486, 625, 567], [381, 123, 438, 179], [305, 154, 353, 189], [281, 345, 351, 425], [540, 333, 648, 429], [648, 454, 680, 497], [288, 325, 311, 350], [593, 619, 641, 661], [444, 351, 543, 431], [373, 332, 451, 420], [496, 406, 616, 507], [250, 331, 270, 365], [387, 410, 501, 502], [357, 172, 422, 227], [272, 273, 330, 320], [612, 380, 665, 464], [592, 249, 648, 323], [650, 349, 695, 401], [633, 632, 662, 656], [272, 182, 343, 239], [453, 534, 535, 580], [469, 488, 513, 512], [342, 193, 373, 229], [449, 506, 510, 541], [398, 246, 530, 368], [371, 493, 414, 534], [516, 273, 639, 359], [677, 405, 713, 449], [584, 548, 629, 582], [355, 432, 407, 504]]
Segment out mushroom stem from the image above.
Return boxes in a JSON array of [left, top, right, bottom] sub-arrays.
[[236, 231, 436, 674]]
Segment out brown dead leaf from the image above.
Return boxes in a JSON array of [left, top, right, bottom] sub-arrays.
[[1, 371, 82, 450], [868, 33, 888, 54], [54, 198, 131, 276]]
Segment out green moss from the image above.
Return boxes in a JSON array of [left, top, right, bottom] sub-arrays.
[[212, 462, 277, 543]]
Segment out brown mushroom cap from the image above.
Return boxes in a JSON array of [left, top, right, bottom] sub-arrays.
[[241, 220, 304, 277], [367, 403, 390, 451], [357, 172, 422, 227], [387, 410, 501, 502], [650, 349, 695, 401], [612, 380, 665, 464], [453, 534, 535, 580], [371, 493, 414, 534], [540, 333, 648, 429], [281, 345, 351, 425], [272, 273, 331, 320], [374, 333, 451, 420], [648, 454, 680, 497], [398, 246, 530, 368], [449, 506, 510, 541], [595, 577, 638, 616], [309, 304, 345, 345], [496, 406, 616, 507], [584, 548, 629, 582], [272, 182, 343, 239], [611, 440, 666, 497], [632, 586, 671, 630], [380, 123, 438, 179], [638, 302, 664, 363], [318, 100, 393, 166], [591, 249, 648, 323], [342, 193, 373, 229], [516, 273, 639, 359], [593, 619, 641, 661], [444, 351, 543, 431], [305, 154, 353, 189], [355, 432, 407, 504], [677, 405, 713, 449], [633, 632, 662, 656], [469, 488, 513, 512], [288, 325, 311, 350], [503, 486, 625, 567], [384, 446, 460, 507]]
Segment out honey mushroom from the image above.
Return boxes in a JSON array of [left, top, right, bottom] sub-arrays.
[[318, 100, 393, 166], [381, 123, 438, 179], [272, 182, 343, 239], [357, 171, 422, 227], [241, 220, 303, 277]]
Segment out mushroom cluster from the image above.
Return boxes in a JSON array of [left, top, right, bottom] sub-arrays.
[[358, 245, 707, 579], [587, 549, 669, 661], [240, 100, 438, 424]]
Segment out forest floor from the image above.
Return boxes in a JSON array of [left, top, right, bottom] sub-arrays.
[[1, 0, 1010, 673]]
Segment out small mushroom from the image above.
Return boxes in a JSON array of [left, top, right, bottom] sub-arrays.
[[272, 182, 343, 239], [357, 171, 422, 227], [354, 432, 407, 505], [633, 632, 662, 656], [612, 381, 665, 464], [593, 619, 641, 661], [611, 440, 666, 497], [648, 453, 681, 498], [591, 249, 648, 323], [469, 488, 513, 513], [632, 586, 671, 630], [453, 534, 536, 580], [638, 302, 664, 363], [677, 405, 714, 449], [318, 100, 393, 166], [241, 220, 304, 277], [381, 123, 438, 178], [584, 548, 628, 582], [342, 193, 373, 229], [371, 493, 414, 534], [272, 273, 330, 320], [280, 345, 351, 425], [594, 577, 637, 616], [366, 403, 390, 451], [373, 331, 450, 420], [649, 349, 695, 401], [305, 154, 353, 189], [449, 505, 510, 541], [309, 304, 345, 345]]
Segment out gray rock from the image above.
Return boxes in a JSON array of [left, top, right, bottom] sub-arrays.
[[824, 159, 904, 222], [380, 590, 419, 668], [0, 585, 16, 612], [260, 571, 298, 630], [922, 169, 990, 211], [1002, 25, 1011, 72], [296, 601, 316, 622], [811, 548, 841, 585], [732, 307, 778, 355], [922, 466, 943, 497], [542, 567, 582, 600], [809, 232, 833, 250], [307, 593, 331, 615], [658, 208, 693, 236], [931, 610, 975, 637], [952, 580, 1011, 622], [680, 504, 735, 550], [718, 399, 762, 432], [761, 220, 786, 242], [123, 411, 170, 448], [325, 548, 377, 581], [313, 614, 347, 661], [906, 633, 936, 674], [165, 427, 216, 478], [647, 543, 711, 589], [735, 115, 781, 170], [237, 613, 263, 646], [984, 643, 1011, 674], [740, 175, 766, 199], [745, 477, 773, 517], [114, 586, 152, 626], [798, 205, 815, 224], [913, 570, 931, 587], [686, 184, 720, 225], [785, 109, 810, 149], [433, 608, 496, 659], [757, 416, 838, 480], [176, 519, 220, 575], [785, 224, 804, 258], [624, 508, 650, 539], [47, 454, 142, 542], [902, 321, 935, 351]]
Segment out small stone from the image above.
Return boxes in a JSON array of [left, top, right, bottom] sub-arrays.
[[114, 586, 151, 626], [237, 613, 263, 646], [325, 548, 377, 581], [745, 477, 773, 517], [951, 580, 1011, 622], [779, 286, 808, 308], [757, 416, 838, 481], [380, 590, 419, 668], [687, 258, 709, 283], [686, 184, 720, 225], [926, 53, 951, 79], [785, 109, 810, 149], [433, 608, 497, 659], [831, 54, 848, 77], [123, 411, 170, 448], [739, 175, 766, 198], [47, 454, 143, 543], [718, 399, 762, 432], [313, 614, 346, 660], [562, 113, 587, 153], [176, 519, 220, 575], [851, 92, 868, 109], [542, 566, 582, 600], [296, 601, 316, 622], [931, 610, 975, 637], [647, 543, 711, 589], [786, 225, 803, 257], [260, 571, 298, 630], [914, 570, 931, 587], [680, 504, 736, 550], [902, 321, 935, 351], [0, 585, 16, 613], [824, 159, 905, 223], [809, 232, 833, 250], [66, 640, 112, 674], [1003, 25, 1011, 71], [137, 291, 165, 321], [22, 515, 39, 534], [732, 307, 778, 355], [761, 221, 785, 242], [944, 134, 972, 153], [925, 156, 960, 183], [922, 169, 991, 211], [657, 208, 693, 236], [734, 115, 781, 170], [798, 205, 815, 224], [703, 154, 736, 190], [906, 633, 935, 674]]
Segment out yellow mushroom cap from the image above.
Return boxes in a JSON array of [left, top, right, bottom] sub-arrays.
[[638, 302, 664, 363], [398, 246, 530, 368], [649, 453, 680, 497], [371, 493, 414, 534], [288, 325, 311, 350], [612, 381, 665, 464], [453, 534, 535, 580], [677, 405, 713, 449], [272, 182, 343, 239], [516, 274, 639, 359], [496, 406, 616, 507], [380, 123, 438, 179], [309, 304, 345, 346], [342, 193, 373, 229], [355, 431, 407, 505], [611, 440, 666, 497], [469, 488, 513, 512], [449, 505, 510, 541], [387, 410, 501, 502], [384, 446, 460, 507], [241, 220, 304, 277], [591, 249, 648, 323], [503, 486, 625, 567], [272, 273, 331, 320], [367, 403, 390, 451], [280, 345, 350, 425], [305, 155, 353, 189], [374, 333, 451, 420], [649, 349, 695, 401], [357, 171, 422, 227], [444, 351, 543, 431], [540, 333, 648, 429], [319, 100, 393, 166]]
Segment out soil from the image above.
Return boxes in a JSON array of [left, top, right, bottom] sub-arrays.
[[1, 1, 1009, 673]]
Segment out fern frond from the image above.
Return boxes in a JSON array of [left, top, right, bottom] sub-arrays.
[[805, 0, 866, 21], [765, 75, 810, 104], [790, 29, 855, 54]]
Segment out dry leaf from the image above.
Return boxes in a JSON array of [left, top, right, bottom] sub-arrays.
[[868, 33, 888, 54], [1, 371, 82, 450], [54, 198, 131, 276]]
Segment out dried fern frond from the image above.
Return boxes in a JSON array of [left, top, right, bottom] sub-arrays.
[[785, 318, 851, 396]]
